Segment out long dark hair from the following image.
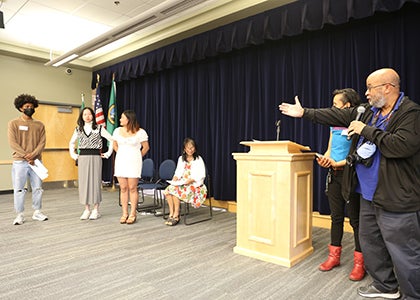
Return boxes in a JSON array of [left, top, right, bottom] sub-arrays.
[[181, 137, 200, 162], [77, 107, 98, 130], [122, 110, 140, 133]]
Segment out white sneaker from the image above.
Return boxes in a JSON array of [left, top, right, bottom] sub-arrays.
[[89, 209, 100, 220], [13, 213, 25, 225], [32, 210, 48, 221], [80, 209, 90, 220]]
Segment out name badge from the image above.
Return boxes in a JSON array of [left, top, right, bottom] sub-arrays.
[[19, 125, 28, 131]]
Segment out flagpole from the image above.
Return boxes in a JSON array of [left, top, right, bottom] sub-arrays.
[[76, 93, 86, 158], [107, 73, 117, 191], [111, 153, 116, 191], [94, 75, 108, 190]]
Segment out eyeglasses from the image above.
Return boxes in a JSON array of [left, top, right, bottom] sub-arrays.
[[366, 83, 395, 91]]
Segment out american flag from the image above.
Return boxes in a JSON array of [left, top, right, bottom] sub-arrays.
[[94, 88, 106, 127]]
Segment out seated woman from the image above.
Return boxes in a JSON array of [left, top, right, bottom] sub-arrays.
[[163, 137, 207, 226]]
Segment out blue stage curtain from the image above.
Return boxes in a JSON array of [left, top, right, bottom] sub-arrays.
[[92, 0, 418, 86], [96, 0, 420, 214]]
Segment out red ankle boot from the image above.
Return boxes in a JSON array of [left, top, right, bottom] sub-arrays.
[[319, 245, 342, 271], [349, 251, 365, 281]]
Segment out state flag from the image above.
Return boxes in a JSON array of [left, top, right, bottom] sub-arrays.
[[106, 79, 118, 134]]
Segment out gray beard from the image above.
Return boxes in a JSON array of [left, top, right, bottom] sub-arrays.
[[370, 96, 386, 108]]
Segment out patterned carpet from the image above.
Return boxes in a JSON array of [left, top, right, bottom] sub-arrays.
[[0, 188, 369, 299]]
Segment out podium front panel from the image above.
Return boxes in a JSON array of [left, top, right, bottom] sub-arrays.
[[247, 169, 277, 247], [233, 145, 314, 267], [293, 170, 312, 248]]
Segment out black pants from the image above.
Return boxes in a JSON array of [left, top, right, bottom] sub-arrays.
[[359, 198, 420, 299], [326, 169, 361, 251]]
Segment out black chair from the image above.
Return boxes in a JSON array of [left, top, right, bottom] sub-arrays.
[[156, 159, 177, 218], [118, 158, 160, 213], [155, 159, 176, 190], [161, 163, 213, 225], [136, 158, 161, 213], [181, 172, 213, 225]]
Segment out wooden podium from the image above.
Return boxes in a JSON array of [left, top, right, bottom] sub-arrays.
[[232, 141, 315, 267]]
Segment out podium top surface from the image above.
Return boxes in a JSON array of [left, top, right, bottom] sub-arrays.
[[239, 140, 311, 154]]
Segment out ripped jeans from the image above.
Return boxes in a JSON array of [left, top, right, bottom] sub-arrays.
[[12, 160, 43, 213]]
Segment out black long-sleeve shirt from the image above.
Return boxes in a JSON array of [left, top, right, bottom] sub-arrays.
[[303, 96, 420, 212]]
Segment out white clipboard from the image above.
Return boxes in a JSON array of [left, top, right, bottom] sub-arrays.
[[166, 179, 186, 186], [29, 159, 49, 180]]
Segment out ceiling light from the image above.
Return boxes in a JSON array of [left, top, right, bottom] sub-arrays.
[[44, 0, 216, 67], [52, 54, 79, 67]]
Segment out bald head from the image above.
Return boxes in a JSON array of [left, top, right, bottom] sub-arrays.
[[365, 68, 401, 110], [367, 68, 400, 88]]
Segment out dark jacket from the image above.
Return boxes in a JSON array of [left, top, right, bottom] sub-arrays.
[[303, 96, 420, 212]]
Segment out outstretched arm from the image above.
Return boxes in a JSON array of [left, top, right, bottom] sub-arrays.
[[279, 96, 304, 118]]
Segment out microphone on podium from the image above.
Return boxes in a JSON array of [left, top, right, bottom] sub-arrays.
[[347, 106, 366, 140], [275, 120, 281, 141]]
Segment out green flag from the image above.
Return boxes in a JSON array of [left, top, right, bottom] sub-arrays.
[[81, 93, 85, 110], [106, 79, 118, 135]]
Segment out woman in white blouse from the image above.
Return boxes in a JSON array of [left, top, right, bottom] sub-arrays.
[[69, 107, 113, 220], [163, 137, 207, 226]]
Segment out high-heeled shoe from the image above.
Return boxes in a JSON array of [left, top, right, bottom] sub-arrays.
[[126, 215, 137, 224], [120, 215, 128, 224]]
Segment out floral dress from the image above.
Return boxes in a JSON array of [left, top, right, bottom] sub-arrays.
[[164, 160, 207, 208]]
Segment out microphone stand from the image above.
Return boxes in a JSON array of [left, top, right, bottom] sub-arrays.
[[275, 120, 281, 141]]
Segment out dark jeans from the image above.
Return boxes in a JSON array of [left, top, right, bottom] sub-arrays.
[[359, 198, 420, 299], [326, 169, 361, 251]]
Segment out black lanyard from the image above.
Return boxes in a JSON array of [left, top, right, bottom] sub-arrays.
[[370, 95, 404, 129], [370, 109, 394, 129], [358, 99, 400, 148]]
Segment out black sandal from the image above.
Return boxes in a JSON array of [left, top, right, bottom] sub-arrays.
[[165, 216, 173, 225], [168, 216, 180, 226]]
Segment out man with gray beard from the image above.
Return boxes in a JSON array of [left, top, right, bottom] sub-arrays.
[[279, 68, 420, 300]]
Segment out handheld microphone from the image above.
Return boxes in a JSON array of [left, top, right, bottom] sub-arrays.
[[347, 106, 366, 140]]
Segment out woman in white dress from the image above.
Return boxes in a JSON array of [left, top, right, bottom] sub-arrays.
[[113, 110, 149, 224]]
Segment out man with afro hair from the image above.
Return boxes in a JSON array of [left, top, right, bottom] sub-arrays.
[[8, 94, 48, 225]]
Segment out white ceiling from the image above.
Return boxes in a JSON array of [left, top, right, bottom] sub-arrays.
[[0, 0, 296, 70]]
